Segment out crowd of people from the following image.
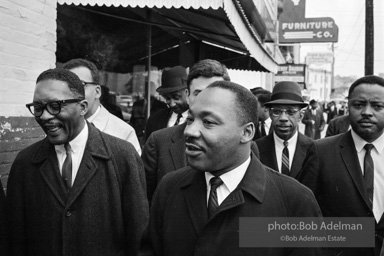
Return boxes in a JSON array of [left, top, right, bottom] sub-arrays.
[[0, 58, 383, 256]]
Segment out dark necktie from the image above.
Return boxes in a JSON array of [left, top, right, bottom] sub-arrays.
[[364, 144, 374, 207], [282, 141, 290, 175], [260, 121, 267, 137], [208, 176, 223, 218], [62, 143, 72, 189], [174, 113, 183, 126]]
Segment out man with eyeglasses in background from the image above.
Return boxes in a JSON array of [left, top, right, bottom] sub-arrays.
[[62, 58, 141, 154], [255, 81, 314, 179], [6, 68, 148, 255]]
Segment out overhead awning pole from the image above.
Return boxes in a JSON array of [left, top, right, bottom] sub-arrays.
[[146, 11, 152, 120]]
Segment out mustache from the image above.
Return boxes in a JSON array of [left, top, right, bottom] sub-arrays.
[[358, 119, 374, 124]]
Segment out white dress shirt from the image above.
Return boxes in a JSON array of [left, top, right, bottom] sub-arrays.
[[273, 131, 298, 173], [351, 129, 384, 221], [55, 121, 88, 186], [167, 110, 189, 127], [205, 156, 251, 206], [260, 117, 272, 135], [88, 105, 142, 155]]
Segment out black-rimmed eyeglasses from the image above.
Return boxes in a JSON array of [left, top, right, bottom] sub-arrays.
[[26, 99, 84, 117], [270, 108, 299, 117]]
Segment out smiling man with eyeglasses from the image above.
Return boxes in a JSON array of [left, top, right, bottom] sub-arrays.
[[6, 68, 148, 256], [255, 81, 314, 179]]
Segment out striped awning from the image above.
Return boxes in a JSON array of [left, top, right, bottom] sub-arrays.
[[57, 0, 278, 73]]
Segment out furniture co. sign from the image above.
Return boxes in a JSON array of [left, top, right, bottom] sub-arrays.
[[279, 0, 339, 43]]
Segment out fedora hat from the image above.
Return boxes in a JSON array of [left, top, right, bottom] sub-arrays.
[[156, 66, 187, 94], [264, 81, 308, 107]]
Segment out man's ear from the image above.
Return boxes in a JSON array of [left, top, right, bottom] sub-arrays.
[[240, 122, 255, 144], [80, 100, 88, 116], [94, 85, 102, 99], [299, 109, 304, 121]]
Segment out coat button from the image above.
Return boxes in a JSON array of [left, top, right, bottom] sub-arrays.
[[65, 211, 72, 217]]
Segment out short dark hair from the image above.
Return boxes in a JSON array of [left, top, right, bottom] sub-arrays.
[[348, 75, 384, 98], [186, 59, 230, 91], [62, 58, 100, 84], [254, 90, 272, 106], [36, 68, 85, 98], [207, 81, 258, 126], [309, 99, 317, 105]]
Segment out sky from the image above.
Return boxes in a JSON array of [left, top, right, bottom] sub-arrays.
[[300, 0, 384, 77]]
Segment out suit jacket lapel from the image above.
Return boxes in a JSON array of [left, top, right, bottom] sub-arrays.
[[169, 123, 187, 170], [290, 133, 312, 178], [340, 132, 372, 209], [66, 123, 110, 207], [34, 139, 68, 207], [259, 134, 278, 171], [182, 171, 209, 235]]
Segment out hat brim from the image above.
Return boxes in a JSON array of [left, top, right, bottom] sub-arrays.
[[264, 99, 308, 108], [156, 85, 187, 94]]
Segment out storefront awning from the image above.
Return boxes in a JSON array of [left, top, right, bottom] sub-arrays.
[[58, 0, 278, 73]]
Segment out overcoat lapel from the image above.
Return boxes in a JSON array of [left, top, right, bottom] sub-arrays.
[[169, 124, 187, 170], [34, 139, 68, 207], [66, 124, 110, 207], [340, 131, 372, 209], [183, 172, 209, 236], [290, 133, 311, 178], [259, 134, 278, 171]]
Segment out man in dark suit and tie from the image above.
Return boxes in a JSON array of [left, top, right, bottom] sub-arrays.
[[147, 81, 323, 256], [144, 66, 189, 140], [6, 68, 148, 255], [325, 114, 350, 137], [252, 89, 272, 140], [256, 81, 314, 179], [298, 75, 384, 256], [302, 99, 326, 139], [142, 59, 231, 202]]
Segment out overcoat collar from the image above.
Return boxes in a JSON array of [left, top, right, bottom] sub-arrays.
[[180, 153, 266, 235], [32, 122, 110, 208]]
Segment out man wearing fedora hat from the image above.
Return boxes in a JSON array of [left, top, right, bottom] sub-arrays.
[[145, 66, 189, 140], [255, 81, 314, 179]]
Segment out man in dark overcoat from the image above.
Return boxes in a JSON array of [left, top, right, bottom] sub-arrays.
[[6, 68, 148, 256], [147, 81, 323, 256]]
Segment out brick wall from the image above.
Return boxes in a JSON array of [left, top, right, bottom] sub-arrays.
[[0, 0, 57, 191]]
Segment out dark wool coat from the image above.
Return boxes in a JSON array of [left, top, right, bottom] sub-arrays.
[[148, 154, 323, 256], [298, 131, 384, 256], [144, 108, 172, 141], [325, 115, 350, 137], [0, 182, 7, 255], [6, 123, 149, 256], [142, 123, 260, 202]]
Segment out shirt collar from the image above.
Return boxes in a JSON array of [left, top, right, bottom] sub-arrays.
[[273, 129, 298, 147], [264, 117, 272, 127], [351, 129, 384, 154], [205, 156, 251, 193], [55, 121, 89, 154], [87, 105, 101, 123]]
